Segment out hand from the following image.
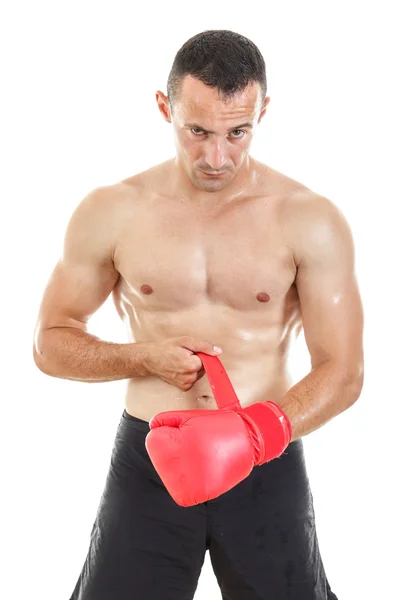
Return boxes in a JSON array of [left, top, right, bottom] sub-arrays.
[[142, 336, 223, 391], [145, 354, 292, 507], [146, 402, 291, 507], [146, 408, 257, 506]]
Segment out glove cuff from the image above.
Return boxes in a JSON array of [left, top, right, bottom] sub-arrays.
[[241, 401, 292, 465]]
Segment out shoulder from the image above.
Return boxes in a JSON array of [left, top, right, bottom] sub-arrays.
[[74, 181, 136, 216], [284, 188, 346, 225], [69, 160, 171, 243], [120, 159, 173, 196], [64, 182, 139, 258], [281, 189, 355, 267], [80, 158, 172, 213], [72, 167, 157, 229], [253, 161, 352, 253]]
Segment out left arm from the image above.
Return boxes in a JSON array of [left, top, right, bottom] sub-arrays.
[[279, 193, 364, 441]]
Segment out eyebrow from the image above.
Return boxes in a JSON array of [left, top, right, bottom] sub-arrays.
[[184, 122, 254, 133]]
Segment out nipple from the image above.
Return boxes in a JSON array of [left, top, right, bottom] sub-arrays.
[[256, 292, 270, 303], [140, 284, 153, 295]]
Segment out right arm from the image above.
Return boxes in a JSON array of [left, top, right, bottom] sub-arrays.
[[33, 185, 222, 386], [33, 185, 149, 382]]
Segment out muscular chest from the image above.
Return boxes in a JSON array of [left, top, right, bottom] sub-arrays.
[[114, 196, 297, 311]]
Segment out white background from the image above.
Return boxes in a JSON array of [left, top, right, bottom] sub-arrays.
[[1, 1, 409, 598]]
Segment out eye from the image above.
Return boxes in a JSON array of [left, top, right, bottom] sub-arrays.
[[230, 130, 246, 139], [190, 128, 246, 139]]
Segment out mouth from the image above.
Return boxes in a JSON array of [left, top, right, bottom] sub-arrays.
[[201, 171, 225, 177]]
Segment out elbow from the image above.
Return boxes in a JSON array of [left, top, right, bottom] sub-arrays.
[[33, 328, 55, 376], [33, 344, 52, 376], [344, 363, 365, 407]]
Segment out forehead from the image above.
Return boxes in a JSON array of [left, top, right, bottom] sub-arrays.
[[174, 75, 261, 123]]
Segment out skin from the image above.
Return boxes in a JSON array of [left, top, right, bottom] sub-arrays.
[[33, 75, 364, 441]]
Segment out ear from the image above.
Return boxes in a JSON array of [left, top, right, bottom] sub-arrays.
[[258, 96, 271, 123], [156, 90, 172, 123]]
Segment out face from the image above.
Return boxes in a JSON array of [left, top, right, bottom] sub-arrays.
[[156, 75, 270, 194]]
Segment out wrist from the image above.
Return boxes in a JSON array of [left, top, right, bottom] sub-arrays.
[[126, 341, 153, 377], [240, 401, 292, 465]]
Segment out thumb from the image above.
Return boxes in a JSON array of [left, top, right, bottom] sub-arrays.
[[149, 410, 187, 430]]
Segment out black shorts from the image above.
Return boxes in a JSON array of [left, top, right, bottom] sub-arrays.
[[69, 410, 338, 600]]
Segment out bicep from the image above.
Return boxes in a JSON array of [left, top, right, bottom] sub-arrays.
[[36, 188, 120, 332], [293, 196, 364, 377]]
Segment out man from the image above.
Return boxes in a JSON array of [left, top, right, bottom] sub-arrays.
[[33, 29, 364, 600]]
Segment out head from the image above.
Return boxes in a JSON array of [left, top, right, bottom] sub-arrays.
[[156, 30, 270, 194]]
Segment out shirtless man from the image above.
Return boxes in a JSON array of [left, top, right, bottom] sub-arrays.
[[33, 30, 364, 600]]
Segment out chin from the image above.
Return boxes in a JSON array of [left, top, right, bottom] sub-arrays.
[[195, 179, 227, 193], [192, 171, 233, 191]]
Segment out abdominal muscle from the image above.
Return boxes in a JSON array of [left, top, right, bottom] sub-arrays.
[[122, 303, 298, 422]]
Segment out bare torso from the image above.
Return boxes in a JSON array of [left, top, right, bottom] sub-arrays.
[[108, 157, 307, 421]]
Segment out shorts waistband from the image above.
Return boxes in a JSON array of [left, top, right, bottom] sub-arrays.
[[121, 410, 150, 433]]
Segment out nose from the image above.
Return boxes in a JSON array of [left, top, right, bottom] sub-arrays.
[[203, 138, 228, 172]]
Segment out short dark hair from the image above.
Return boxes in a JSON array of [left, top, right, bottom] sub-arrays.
[[167, 30, 267, 113]]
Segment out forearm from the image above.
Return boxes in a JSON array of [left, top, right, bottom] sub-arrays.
[[279, 360, 364, 442], [33, 326, 149, 382]]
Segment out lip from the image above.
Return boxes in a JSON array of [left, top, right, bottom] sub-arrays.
[[202, 171, 225, 177]]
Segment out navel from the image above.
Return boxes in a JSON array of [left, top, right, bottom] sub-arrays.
[[140, 284, 153, 295], [256, 292, 270, 303]]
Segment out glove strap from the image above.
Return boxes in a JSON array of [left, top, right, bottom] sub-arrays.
[[195, 352, 241, 410], [242, 401, 292, 463]]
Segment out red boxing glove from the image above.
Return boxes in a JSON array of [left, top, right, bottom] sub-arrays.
[[145, 353, 292, 507]]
